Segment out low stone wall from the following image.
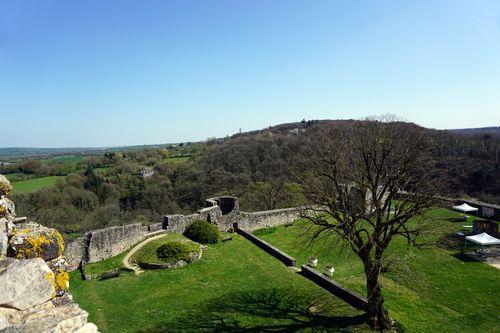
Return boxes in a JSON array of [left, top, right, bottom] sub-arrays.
[[238, 207, 303, 232], [148, 222, 163, 232], [63, 223, 147, 271], [300, 265, 368, 311], [87, 224, 145, 263], [235, 226, 296, 267], [163, 213, 200, 234], [164, 205, 227, 233], [63, 237, 86, 271]]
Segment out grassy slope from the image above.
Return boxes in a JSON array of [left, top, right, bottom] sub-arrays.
[[131, 233, 200, 264], [11, 176, 64, 194], [70, 234, 371, 333], [258, 208, 500, 333]]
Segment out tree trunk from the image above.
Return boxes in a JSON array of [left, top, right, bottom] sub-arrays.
[[364, 262, 392, 330]]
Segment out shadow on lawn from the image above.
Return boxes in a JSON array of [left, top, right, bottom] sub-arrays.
[[444, 217, 467, 223], [136, 287, 368, 332]]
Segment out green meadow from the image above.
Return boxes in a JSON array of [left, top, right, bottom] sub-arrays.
[[11, 176, 64, 194]]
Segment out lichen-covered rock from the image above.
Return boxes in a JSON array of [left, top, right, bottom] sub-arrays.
[[47, 257, 70, 295], [1, 219, 8, 258], [0, 258, 56, 310], [0, 196, 16, 221], [7, 222, 65, 261], [0, 301, 98, 333], [0, 174, 13, 197]]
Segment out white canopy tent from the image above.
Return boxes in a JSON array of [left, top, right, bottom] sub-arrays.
[[452, 203, 478, 220], [465, 232, 500, 246], [464, 232, 500, 256]]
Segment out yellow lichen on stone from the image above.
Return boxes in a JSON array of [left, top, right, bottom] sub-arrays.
[[45, 271, 57, 298], [53, 229, 65, 253], [8, 224, 65, 261], [55, 271, 70, 291]]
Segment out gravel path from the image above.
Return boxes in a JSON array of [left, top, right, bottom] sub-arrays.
[[123, 231, 167, 274]]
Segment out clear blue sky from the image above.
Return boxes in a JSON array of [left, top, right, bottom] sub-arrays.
[[1, 1, 499, 147]]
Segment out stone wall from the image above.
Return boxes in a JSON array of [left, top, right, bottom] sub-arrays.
[[87, 223, 145, 263], [237, 207, 303, 232], [63, 237, 86, 271], [300, 265, 368, 311], [163, 203, 227, 233], [164, 199, 305, 234], [63, 223, 146, 271]]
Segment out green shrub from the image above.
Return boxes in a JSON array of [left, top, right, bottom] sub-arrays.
[[253, 227, 277, 236], [183, 220, 220, 244], [156, 241, 191, 262]]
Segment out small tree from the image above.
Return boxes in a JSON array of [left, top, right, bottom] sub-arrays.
[[300, 116, 439, 330]]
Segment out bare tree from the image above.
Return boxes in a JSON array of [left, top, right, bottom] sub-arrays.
[[299, 116, 439, 330]]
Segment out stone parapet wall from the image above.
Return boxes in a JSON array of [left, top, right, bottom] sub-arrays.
[[238, 207, 303, 232], [87, 223, 144, 263], [300, 265, 368, 311], [63, 223, 146, 271], [164, 204, 306, 234], [63, 237, 86, 271], [148, 222, 163, 232]]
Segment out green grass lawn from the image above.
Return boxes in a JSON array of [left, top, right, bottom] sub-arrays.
[[11, 176, 64, 194], [159, 156, 190, 164], [257, 208, 500, 333], [41, 155, 84, 172], [70, 233, 371, 333], [131, 233, 200, 265]]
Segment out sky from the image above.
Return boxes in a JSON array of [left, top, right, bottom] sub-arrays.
[[1, 1, 499, 147]]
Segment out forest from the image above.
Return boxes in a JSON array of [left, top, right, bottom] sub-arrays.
[[2, 120, 499, 237]]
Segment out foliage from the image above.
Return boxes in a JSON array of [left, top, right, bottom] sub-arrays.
[[156, 242, 191, 262], [252, 226, 277, 236], [131, 233, 200, 265], [5, 119, 500, 239], [183, 220, 220, 244]]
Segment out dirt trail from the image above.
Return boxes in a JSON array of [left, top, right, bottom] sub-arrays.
[[123, 231, 167, 274]]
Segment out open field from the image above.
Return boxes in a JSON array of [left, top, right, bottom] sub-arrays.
[[69, 233, 370, 333], [159, 156, 190, 164], [258, 208, 500, 333], [11, 176, 64, 194], [41, 155, 84, 172]]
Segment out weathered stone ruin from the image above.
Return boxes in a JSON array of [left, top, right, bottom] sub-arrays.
[[0, 175, 98, 332]]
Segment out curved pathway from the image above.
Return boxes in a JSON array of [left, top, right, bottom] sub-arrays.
[[123, 230, 167, 275]]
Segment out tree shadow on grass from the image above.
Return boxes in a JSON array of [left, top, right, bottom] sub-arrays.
[[436, 232, 466, 251], [136, 287, 369, 332], [444, 217, 467, 223]]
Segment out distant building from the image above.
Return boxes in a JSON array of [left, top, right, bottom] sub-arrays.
[[138, 168, 154, 179]]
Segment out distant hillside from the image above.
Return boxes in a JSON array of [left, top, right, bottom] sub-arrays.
[[446, 127, 500, 136], [0, 143, 179, 160]]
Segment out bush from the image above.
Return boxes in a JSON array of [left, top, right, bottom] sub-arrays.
[[156, 242, 191, 262], [183, 220, 220, 244], [253, 227, 277, 236]]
